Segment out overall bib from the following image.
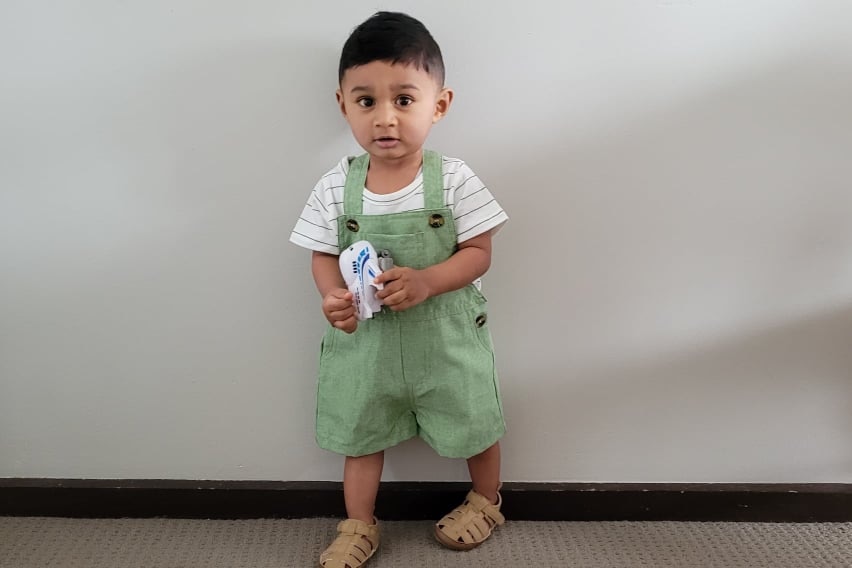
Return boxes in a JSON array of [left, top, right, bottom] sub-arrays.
[[316, 151, 505, 459]]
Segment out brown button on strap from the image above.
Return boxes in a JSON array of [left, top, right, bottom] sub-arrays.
[[346, 219, 360, 232], [429, 213, 445, 228], [475, 314, 487, 327]]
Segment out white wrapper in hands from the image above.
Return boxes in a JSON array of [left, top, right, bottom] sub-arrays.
[[339, 240, 385, 320]]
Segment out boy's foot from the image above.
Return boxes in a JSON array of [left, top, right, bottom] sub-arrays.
[[319, 518, 380, 568], [434, 490, 505, 550]]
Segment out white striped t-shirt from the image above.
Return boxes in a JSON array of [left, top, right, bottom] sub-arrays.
[[290, 155, 508, 255]]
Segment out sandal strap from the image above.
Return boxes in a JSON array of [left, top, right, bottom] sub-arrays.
[[337, 518, 379, 538], [463, 490, 505, 525]]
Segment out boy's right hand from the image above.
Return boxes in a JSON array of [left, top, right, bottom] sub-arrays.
[[322, 288, 358, 333]]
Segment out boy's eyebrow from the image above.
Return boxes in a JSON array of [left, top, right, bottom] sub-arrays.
[[349, 83, 421, 94]]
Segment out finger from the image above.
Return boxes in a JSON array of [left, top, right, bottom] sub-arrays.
[[381, 289, 407, 307], [376, 278, 403, 300], [374, 268, 401, 285], [328, 289, 353, 301], [329, 306, 355, 320], [326, 295, 354, 310], [335, 316, 357, 333], [325, 301, 355, 319], [388, 298, 411, 312], [326, 303, 351, 317]]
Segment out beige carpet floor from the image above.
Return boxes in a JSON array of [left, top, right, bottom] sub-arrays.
[[1, 517, 850, 568]]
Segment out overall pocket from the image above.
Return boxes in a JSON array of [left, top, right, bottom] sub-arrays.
[[364, 232, 431, 269]]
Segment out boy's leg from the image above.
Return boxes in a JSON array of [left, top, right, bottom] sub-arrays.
[[344, 451, 385, 522], [320, 452, 384, 567], [467, 441, 501, 503], [435, 441, 505, 550]]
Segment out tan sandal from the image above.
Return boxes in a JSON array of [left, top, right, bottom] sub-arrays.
[[319, 518, 380, 568], [434, 490, 505, 550]]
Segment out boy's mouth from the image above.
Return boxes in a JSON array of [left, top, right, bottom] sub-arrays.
[[374, 137, 399, 148]]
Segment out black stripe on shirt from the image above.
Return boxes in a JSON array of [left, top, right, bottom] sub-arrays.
[[298, 217, 332, 231], [457, 186, 488, 203], [457, 211, 506, 238], [454, 174, 478, 191], [455, 198, 497, 221], [291, 231, 338, 249], [322, 184, 344, 196], [312, 191, 329, 213]]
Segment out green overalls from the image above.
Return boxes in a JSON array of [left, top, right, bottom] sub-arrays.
[[316, 150, 505, 459]]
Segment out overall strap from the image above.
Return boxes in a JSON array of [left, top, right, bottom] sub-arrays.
[[342, 150, 444, 215], [343, 153, 370, 215], [422, 150, 444, 210]]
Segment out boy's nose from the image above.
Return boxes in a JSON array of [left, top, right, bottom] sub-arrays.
[[374, 103, 397, 127]]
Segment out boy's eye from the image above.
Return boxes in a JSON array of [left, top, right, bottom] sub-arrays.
[[396, 95, 414, 106], [357, 97, 374, 108]]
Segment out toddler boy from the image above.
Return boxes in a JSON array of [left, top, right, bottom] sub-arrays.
[[290, 11, 508, 567]]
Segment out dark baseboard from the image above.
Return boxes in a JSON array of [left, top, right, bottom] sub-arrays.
[[1, 479, 850, 522]]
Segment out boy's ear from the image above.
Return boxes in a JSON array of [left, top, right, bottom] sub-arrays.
[[336, 89, 347, 118], [433, 87, 454, 123]]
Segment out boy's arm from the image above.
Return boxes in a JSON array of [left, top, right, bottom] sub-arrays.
[[312, 251, 358, 333], [374, 231, 492, 312]]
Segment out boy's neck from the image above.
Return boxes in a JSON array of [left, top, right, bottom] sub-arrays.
[[364, 149, 424, 195]]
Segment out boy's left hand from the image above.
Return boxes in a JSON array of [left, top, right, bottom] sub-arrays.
[[374, 267, 431, 311]]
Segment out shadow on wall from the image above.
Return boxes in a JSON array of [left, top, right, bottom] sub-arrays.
[[483, 51, 852, 482]]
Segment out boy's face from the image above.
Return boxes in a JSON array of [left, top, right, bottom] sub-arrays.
[[337, 61, 453, 165]]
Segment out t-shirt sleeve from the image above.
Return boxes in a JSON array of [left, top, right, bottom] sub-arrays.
[[289, 163, 347, 255], [444, 159, 509, 243]]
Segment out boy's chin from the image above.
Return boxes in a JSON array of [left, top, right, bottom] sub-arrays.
[[364, 146, 413, 160]]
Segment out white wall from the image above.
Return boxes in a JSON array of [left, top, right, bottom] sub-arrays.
[[2, 1, 851, 483]]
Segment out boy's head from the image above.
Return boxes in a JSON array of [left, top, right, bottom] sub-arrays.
[[338, 11, 445, 87], [336, 12, 453, 164]]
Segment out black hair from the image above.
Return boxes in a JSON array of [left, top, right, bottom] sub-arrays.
[[338, 12, 445, 85]]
